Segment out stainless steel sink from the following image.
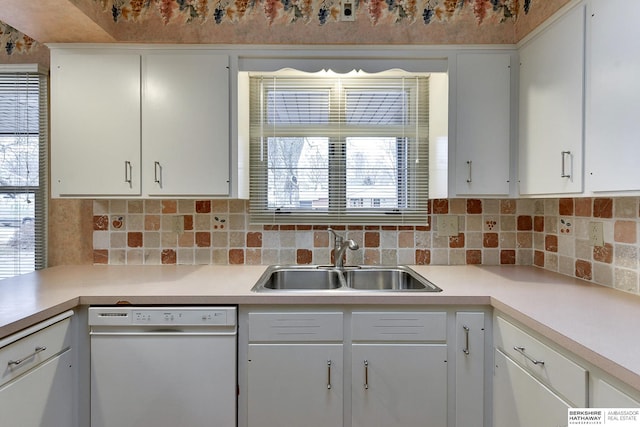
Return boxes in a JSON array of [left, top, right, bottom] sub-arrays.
[[251, 265, 442, 292], [257, 267, 343, 290], [343, 266, 441, 291]]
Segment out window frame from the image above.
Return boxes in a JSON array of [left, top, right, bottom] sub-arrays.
[[0, 65, 48, 279], [248, 71, 430, 225]]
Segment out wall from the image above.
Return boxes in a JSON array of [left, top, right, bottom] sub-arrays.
[[90, 196, 640, 296]]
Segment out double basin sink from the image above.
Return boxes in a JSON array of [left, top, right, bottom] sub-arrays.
[[251, 265, 442, 292]]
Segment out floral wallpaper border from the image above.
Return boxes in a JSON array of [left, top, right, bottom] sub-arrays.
[[96, 0, 532, 26], [0, 22, 39, 56]]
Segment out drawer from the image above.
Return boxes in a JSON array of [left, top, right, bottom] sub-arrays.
[[351, 311, 447, 342], [0, 316, 72, 388], [249, 312, 343, 342], [494, 315, 587, 407]]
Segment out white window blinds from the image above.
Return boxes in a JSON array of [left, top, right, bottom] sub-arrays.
[[0, 66, 48, 279], [249, 72, 429, 224]]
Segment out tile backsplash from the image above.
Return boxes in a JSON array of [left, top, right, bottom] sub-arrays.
[[92, 197, 640, 295]]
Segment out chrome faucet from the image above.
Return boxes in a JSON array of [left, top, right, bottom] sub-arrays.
[[328, 228, 359, 269]]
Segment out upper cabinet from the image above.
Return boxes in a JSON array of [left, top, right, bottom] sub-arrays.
[[51, 48, 231, 198], [585, 0, 640, 192], [142, 53, 229, 197], [518, 4, 586, 196], [454, 53, 512, 197], [51, 52, 142, 197]]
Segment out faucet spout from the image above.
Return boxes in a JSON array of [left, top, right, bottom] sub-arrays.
[[328, 228, 359, 269]]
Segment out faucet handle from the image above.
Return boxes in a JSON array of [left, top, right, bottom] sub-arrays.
[[327, 227, 342, 243]]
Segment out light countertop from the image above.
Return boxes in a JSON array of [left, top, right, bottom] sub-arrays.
[[1, 264, 639, 390]]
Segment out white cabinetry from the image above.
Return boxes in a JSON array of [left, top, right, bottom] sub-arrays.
[[51, 52, 141, 196], [350, 312, 447, 427], [586, 0, 640, 192], [241, 308, 458, 427], [455, 312, 485, 427], [455, 53, 512, 196], [51, 48, 230, 198], [493, 314, 587, 426], [142, 53, 229, 196], [246, 312, 343, 427], [494, 349, 571, 427], [518, 4, 586, 195], [591, 376, 640, 408], [0, 312, 74, 427]]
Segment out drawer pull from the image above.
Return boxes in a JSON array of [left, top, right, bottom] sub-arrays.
[[8, 346, 47, 366], [364, 360, 369, 390], [514, 346, 545, 366], [463, 325, 470, 355], [327, 360, 332, 390]]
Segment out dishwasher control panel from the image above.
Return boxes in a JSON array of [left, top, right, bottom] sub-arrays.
[[89, 307, 237, 326]]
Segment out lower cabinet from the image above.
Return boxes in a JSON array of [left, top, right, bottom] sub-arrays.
[[351, 343, 447, 427], [351, 311, 448, 427], [494, 349, 571, 427], [241, 307, 487, 427], [590, 376, 640, 408], [493, 314, 587, 427], [248, 343, 343, 427], [0, 312, 75, 427]]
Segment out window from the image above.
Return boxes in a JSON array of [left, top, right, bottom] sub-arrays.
[[249, 71, 429, 224], [0, 66, 47, 279]]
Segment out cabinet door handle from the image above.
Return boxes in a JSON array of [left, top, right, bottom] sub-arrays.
[[327, 360, 332, 390], [8, 346, 46, 366], [364, 360, 369, 390], [513, 346, 545, 365], [124, 161, 132, 185], [466, 160, 473, 183], [154, 161, 162, 186], [463, 325, 470, 355], [561, 151, 571, 178]]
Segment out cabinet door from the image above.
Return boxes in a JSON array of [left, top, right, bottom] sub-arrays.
[[455, 312, 485, 427], [586, 0, 640, 192], [351, 343, 447, 427], [51, 51, 141, 196], [494, 349, 570, 427], [518, 4, 585, 195], [247, 343, 343, 427], [142, 53, 230, 196], [455, 53, 511, 196], [591, 377, 640, 408], [0, 349, 73, 427]]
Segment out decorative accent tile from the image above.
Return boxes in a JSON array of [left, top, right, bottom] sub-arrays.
[[559, 198, 574, 216], [127, 232, 143, 248], [545, 234, 558, 252], [559, 217, 572, 235], [161, 249, 176, 264], [196, 200, 211, 213], [594, 198, 613, 218], [466, 250, 481, 265], [500, 250, 516, 265], [94, 215, 109, 230], [575, 259, 592, 280], [246, 232, 262, 247], [517, 215, 533, 231], [483, 233, 499, 248], [364, 231, 380, 247], [466, 199, 482, 214]]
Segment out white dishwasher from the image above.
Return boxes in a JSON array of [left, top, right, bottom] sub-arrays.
[[89, 306, 237, 427]]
